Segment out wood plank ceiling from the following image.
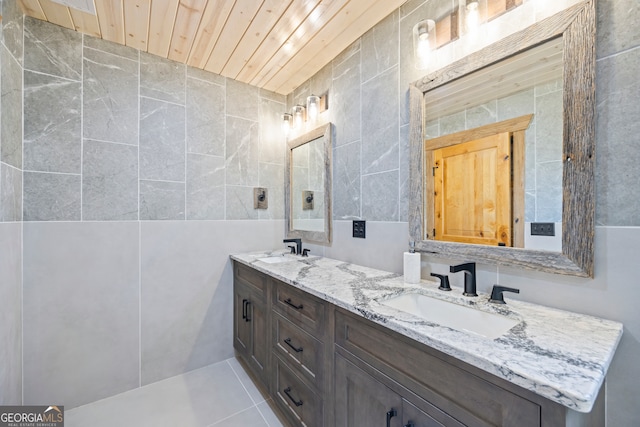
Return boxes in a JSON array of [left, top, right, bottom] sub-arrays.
[[18, 0, 407, 95]]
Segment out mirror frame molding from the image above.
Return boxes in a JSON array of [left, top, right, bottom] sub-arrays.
[[408, 1, 595, 277], [285, 122, 333, 244]]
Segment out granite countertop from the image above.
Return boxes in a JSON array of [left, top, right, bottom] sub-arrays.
[[230, 250, 623, 413]]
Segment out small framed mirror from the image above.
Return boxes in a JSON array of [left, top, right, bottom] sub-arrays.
[[409, 1, 595, 277], [285, 123, 333, 244]]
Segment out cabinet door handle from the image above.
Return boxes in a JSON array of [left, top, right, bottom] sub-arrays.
[[386, 409, 397, 427], [241, 299, 247, 320], [283, 387, 303, 407], [245, 300, 251, 322], [283, 298, 303, 310], [284, 337, 303, 353]]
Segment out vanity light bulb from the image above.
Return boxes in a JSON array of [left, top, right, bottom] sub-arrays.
[[466, 1, 480, 32], [413, 20, 434, 70], [293, 105, 305, 129], [417, 32, 430, 61], [307, 95, 320, 122]]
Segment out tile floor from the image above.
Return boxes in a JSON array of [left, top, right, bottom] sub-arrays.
[[65, 358, 285, 427]]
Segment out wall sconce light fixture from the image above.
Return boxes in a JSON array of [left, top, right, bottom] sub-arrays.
[[466, 0, 481, 32], [306, 93, 329, 122], [413, 20, 435, 70], [292, 105, 306, 129], [282, 113, 292, 136]]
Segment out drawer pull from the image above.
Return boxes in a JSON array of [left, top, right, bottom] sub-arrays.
[[284, 337, 303, 353], [283, 387, 303, 407], [386, 409, 397, 427], [283, 298, 303, 310], [241, 299, 248, 320], [245, 300, 251, 322]]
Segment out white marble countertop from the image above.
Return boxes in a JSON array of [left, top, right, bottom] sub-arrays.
[[230, 250, 623, 413]]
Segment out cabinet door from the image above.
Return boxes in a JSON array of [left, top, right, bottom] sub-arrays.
[[335, 353, 403, 427], [233, 284, 251, 356], [234, 281, 268, 385], [248, 293, 268, 379]]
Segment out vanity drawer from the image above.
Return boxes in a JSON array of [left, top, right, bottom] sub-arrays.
[[234, 262, 267, 296], [335, 309, 540, 427], [273, 355, 323, 427], [273, 312, 324, 389], [273, 281, 325, 337]]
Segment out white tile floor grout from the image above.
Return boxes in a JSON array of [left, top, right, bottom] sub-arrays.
[[64, 357, 284, 427]]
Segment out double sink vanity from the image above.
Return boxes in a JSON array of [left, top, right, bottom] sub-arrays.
[[231, 250, 622, 427]]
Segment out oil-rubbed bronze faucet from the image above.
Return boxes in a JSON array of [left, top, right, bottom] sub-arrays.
[[283, 238, 302, 255], [450, 262, 478, 297]]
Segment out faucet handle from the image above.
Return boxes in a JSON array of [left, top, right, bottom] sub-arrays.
[[302, 248, 310, 257], [489, 285, 520, 304], [288, 245, 296, 254], [430, 273, 451, 291]]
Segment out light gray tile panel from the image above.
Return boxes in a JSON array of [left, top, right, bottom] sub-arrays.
[[524, 121, 536, 191], [309, 61, 332, 97], [2, 0, 24, 65], [466, 100, 497, 129], [66, 361, 256, 426], [333, 141, 361, 219], [399, 124, 410, 222], [535, 89, 563, 163], [83, 46, 138, 144], [0, 223, 22, 405], [257, 401, 285, 427], [332, 46, 361, 147], [525, 191, 536, 223], [596, 0, 640, 58], [187, 65, 226, 85], [424, 119, 440, 139], [82, 140, 138, 221], [0, 163, 22, 222], [595, 47, 640, 226], [259, 97, 286, 165], [362, 123, 399, 175], [361, 170, 399, 221], [140, 180, 185, 221], [1, 45, 23, 169], [361, 10, 399, 83], [23, 172, 81, 221], [211, 407, 268, 427], [186, 77, 225, 156], [24, 71, 81, 173], [186, 153, 224, 220], [226, 186, 259, 220], [535, 161, 562, 223], [439, 111, 465, 135], [23, 222, 139, 408], [259, 87, 285, 103], [225, 116, 259, 186], [258, 163, 284, 220], [24, 17, 82, 80], [140, 97, 186, 181], [83, 35, 139, 61], [140, 52, 186, 104], [362, 66, 399, 172], [140, 221, 285, 384], [497, 88, 534, 121], [226, 79, 259, 121], [227, 358, 267, 404]]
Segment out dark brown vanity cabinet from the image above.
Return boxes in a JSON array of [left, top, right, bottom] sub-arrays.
[[233, 263, 269, 385]]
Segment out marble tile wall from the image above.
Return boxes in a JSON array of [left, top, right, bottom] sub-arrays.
[[0, 0, 23, 406], [295, 0, 640, 424], [21, 17, 286, 222]]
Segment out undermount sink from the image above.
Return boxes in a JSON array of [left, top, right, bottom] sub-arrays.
[[257, 256, 295, 264], [379, 293, 519, 339]]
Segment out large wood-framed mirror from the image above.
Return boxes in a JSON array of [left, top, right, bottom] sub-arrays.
[[285, 123, 333, 244], [409, 1, 595, 277]]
